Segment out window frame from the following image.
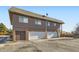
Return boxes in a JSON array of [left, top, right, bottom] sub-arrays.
[[19, 15, 28, 23], [54, 23, 57, 26], [35, 19, 42, 25], [47, 22, 51, 26]]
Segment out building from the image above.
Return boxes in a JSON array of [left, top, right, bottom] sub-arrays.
[[9, 7, 64, 41]]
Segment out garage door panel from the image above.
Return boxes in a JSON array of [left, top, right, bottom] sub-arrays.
[[47, 32, 57, 38], [29, 31, 58, 40], [29, 32, 45, 40]]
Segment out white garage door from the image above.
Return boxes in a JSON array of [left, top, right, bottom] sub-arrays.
[[29, 32, 45, 40], [47, 32, 57, 38], [29, 31, 58, 40]]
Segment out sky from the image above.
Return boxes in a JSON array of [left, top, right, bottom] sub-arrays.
[[0, 6, 79, 32]]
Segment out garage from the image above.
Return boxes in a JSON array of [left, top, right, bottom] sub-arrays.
[[29, 31, 58, 40], [47, 32, 58, 38], [29, 32, 45, 40]]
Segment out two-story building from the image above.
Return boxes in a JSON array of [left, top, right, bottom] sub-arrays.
[[9, 7, 64, 41]]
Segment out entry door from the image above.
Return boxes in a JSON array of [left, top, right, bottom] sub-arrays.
[[16, 31, 25, 40]]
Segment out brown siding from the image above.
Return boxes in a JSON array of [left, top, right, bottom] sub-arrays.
[[12, 13, 60, 32]]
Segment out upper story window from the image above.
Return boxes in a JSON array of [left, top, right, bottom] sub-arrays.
[[54, 23, 56, 26], [35, 19, 41, 25], [19, 15, 28, 23], [48, 22, 51, 26]]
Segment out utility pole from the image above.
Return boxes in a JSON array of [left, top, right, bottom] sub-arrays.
[[61, 24, 62, 37], [45, 13, 48, 39]]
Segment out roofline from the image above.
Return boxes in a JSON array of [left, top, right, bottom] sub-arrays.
[[9, 7, 64, 24]]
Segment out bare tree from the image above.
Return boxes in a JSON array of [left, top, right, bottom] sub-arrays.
[[73, 24, 79, 38]]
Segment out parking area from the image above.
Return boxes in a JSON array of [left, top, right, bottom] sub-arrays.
[[0, 40, 42, 52], [30, 38, 79, 52], [0, 38, 79, 52]]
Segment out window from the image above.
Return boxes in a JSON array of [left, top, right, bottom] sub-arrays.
[[54, 23, 56, 26], [35, 19, 41, 25], [19, 15, 28, 23], [48, 22, 51, 26]]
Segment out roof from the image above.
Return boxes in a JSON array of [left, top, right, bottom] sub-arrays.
[[9, 7, 64, 24]]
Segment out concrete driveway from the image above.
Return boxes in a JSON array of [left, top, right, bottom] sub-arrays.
[[0, 38, 79, 52], [30, 39, 79, 52], [0, 40, 42, 52]]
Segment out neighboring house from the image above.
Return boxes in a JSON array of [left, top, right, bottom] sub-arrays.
[[8, 7, 64, 41]]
